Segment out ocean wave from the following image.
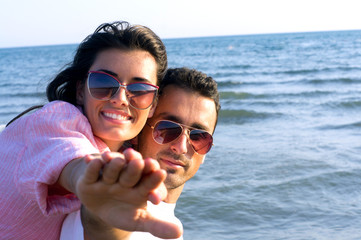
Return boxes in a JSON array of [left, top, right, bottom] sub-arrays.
[[287, 169, 361, 189], [215, 66, 361, 79], [220, 91, 254, 99], [0, 79, 46, 87], [219, 64, 253, 70], [218, 109, 283, 124], [274, 66, 361, 76], [0, 102, 45, 114], [217, 77, 361, 89], [280, 68, 326, 75], [220, 90, 333, 100], [217, 80, 245, 87], [217, 80, 275, 87], [322, 99, 361, 109], [299, 77, 361, 85], [0, 92, 45, 98], [247, 167, 361, 192], [317, 121, 361, 130], [212, 72, 244, 79]]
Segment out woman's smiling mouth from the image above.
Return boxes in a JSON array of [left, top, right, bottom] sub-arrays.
[[102, 111, 132, 122]]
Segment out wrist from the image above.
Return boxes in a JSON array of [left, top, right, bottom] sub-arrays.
[[58, 157, 86, 194], [81, 205, 132, 240]]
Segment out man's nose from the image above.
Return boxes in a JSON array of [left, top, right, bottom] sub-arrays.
[[170, 131, 189, 155]]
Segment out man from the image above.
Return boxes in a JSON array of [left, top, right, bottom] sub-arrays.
[[60, 67, 220, 239]]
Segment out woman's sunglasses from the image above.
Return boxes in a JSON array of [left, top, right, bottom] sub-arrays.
[[147, 120, 213, 155], [87, 71, 158, 110]]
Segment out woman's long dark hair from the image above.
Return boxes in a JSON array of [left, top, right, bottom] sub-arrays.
[[6, 21, 167, 127]]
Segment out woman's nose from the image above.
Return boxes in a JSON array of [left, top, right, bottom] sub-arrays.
[[110, 86, 129, 107]]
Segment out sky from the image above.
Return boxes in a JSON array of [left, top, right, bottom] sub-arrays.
[[1, 0, 361, 48]]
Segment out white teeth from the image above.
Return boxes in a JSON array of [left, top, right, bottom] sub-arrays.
[[103, 112, 128, 120]]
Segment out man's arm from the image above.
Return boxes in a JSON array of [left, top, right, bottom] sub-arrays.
[[78, 148, 183, 240]]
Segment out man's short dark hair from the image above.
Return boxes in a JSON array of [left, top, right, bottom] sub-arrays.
[[159, 67, 221, 126]]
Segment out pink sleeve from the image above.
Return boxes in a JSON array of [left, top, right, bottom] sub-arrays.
[[13, 101, 103, 215]]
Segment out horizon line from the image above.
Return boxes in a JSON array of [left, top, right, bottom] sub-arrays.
[[1, 28, 361, 49]]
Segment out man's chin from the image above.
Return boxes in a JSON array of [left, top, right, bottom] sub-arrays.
[[164, 174, 182, 190]]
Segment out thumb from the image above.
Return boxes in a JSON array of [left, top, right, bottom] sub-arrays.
[[142, 212, 183, 239]]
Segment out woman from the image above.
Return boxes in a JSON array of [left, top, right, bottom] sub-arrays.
[[0, 21, 167, 240]]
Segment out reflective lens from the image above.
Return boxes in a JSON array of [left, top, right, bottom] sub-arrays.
[[87, 71, 158, 109], [150, 120, 213, 154]]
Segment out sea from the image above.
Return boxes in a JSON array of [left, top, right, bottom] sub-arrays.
[[1, 30, 361, 240]]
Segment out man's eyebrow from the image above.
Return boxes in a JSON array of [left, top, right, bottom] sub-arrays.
[[158, 113, 209, 131], [191, 123, 209, 131]]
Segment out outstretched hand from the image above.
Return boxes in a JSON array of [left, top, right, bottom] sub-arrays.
[[76, 149, 183, 239]]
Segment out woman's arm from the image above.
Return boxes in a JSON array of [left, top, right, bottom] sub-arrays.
[[78, 149, 183, 240]]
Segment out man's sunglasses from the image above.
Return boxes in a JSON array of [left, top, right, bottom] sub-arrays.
[[147, 120, 213, 155], [87, 71, 158, 110]]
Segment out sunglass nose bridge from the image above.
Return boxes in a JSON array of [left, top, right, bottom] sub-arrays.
[[182, 128, 192, 141], [177, 127, 191, 141]]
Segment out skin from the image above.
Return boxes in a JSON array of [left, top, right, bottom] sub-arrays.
[[77, 48, 158, 152], [79, 150, 175, 240], [138, 85, 217, 202], [79, 85, 217, 239], [57, 48, 159, 215]]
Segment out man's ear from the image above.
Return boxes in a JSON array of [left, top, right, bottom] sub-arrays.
[[76, 81, 85, 105], [147, 98, 158, 118]]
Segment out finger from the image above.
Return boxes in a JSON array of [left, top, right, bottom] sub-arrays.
[[148, 181, 168, 205], [143, 157, 161, 175], [101, 151, 124, 163], [119, 149, 145, 187], [83, 153, 102, 163], [148, 191, 162, 205], [122, 148, 141, 162], [81, 157, 104, 184], [102, 157, 127, 185], [137, 169, 167, 200], [138, 158, 167, 203], [101, 152, 126, 184]]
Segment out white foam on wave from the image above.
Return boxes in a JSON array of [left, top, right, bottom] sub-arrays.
[[0, 124, 5, 133]]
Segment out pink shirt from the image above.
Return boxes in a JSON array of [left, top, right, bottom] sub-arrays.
[[0, 101, 109, 240]]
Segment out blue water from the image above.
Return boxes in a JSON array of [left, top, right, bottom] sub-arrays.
[[1, 30, 361, 239]]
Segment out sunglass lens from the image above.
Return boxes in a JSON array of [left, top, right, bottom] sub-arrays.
[[190, 130, 213, 154], [88, 72, 118, 100], [153, 121, 182, 144], [127, 83, 157, 109]]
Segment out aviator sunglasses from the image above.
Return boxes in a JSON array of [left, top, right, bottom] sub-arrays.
[[147, 120, 213, 155], [87, 71, 159, 110]]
